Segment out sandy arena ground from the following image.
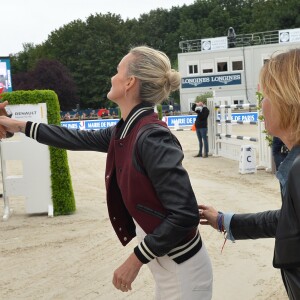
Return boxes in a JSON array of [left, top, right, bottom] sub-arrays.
[[0, 125, 288, 299]]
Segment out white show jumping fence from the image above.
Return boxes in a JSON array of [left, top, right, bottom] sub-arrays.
[[207, 97, 273, 172], [216, 120, 258, 125], [1, 104, 53, 221]]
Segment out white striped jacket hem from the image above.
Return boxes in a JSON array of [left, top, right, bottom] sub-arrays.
[[134, 230, 202, 264]]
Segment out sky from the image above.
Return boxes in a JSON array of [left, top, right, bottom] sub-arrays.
[[1, 0, 195, 56]]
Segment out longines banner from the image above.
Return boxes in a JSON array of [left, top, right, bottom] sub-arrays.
[[181, 73, 242, 89], [0, 57, 13, 93]]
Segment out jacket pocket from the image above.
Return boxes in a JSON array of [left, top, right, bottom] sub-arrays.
[[136, 204, 166, 219]]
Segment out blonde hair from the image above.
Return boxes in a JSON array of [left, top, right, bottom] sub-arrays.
[[259, 48, 300, 144], [128, 46, 181, 105]]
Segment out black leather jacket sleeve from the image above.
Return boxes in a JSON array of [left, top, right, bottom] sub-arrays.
[[230, 209, 280, 240], [136, 126, 199, 255], [27, 122, 113, 152]]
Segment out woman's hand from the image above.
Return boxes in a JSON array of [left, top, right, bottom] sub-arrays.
[[0, 101, 9, 138], [0, 101, 8, 110], [0, 101, 27, 138], [112, 252, 143, 292], [198, 204, 219, 230], [0, 116, 27, 138]]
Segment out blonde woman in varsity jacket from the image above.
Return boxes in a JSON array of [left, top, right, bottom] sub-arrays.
[[0, 46, 213, 299]]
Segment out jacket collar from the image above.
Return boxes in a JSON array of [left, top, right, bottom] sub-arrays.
[[115, 102, 154, 139]]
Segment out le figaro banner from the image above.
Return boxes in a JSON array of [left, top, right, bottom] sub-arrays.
[[181, 73, 242, 89]]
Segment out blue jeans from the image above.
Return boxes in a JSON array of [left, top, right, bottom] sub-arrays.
[[196, 128, 208, 156]]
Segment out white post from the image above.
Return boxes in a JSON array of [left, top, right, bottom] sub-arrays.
[[207, 98, 216, 156]]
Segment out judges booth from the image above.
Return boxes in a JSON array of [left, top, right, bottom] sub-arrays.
[[1, 103, 52, 220]]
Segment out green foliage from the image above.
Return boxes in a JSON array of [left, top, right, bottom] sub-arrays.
[[256, 91, 273, 146], [156, 104, 163, 120], [44, 14, 128, 109], [195, 92, 214, 105], [256, 91, 264, 107], [12, 59, 79, 111], [1, 90, 76, 215], [10, 43, 50, 73], [8, 0, 300, 111]]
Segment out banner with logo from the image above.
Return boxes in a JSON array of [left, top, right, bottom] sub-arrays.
[[9, 103, 47, 122], [201, 36, 228, 51], [181, 73, 242, 89], [61, 113, 257, 130], [61, 119, 119, 130], [162, 113, 257, 127], [279, 28, 300, 43]]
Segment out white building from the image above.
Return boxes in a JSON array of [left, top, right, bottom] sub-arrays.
[[178, 28, 300, 112]]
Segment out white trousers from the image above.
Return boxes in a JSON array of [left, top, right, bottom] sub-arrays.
[[135, 222, 213, 300]]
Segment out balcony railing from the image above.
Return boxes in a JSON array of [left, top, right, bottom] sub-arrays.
[[179, 30, 280, 53]]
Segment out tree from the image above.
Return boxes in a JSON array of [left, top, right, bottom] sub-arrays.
[[10, 43, 48, 74], [9, 0, 300, 110], [277, 0, 300, 29], [13, 59, 79, 111], [44, 14, 129, 108], [195, 92, 214, 105]]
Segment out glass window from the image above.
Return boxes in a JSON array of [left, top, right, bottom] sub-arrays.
[[203, 68, 213, 73], [232, 61, 243, 70], [217, 61, 228, 72], [188, 64, 198, 74], [201, 61, 214, 74], [233, 99, 244, 105]]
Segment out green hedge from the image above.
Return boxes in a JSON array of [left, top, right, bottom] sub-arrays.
[[1, 90, 76, 215], [156, 104, 162, 120]]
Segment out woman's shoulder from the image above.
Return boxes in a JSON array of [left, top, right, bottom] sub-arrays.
[[292, 153, 300, 166], [289, 154, 300, 177]]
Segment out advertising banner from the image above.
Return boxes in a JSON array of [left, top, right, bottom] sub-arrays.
[[163, 115, 196, 127], [279, 28, 300, 43], [181, 73, 242, 89], [61, 119, 119, 130], [164, 113, 257, 127], [61, 113, 258, 130], [0, 57, 13, 93], [201, 36, 228, 51], [10, 103, 46, 121]]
